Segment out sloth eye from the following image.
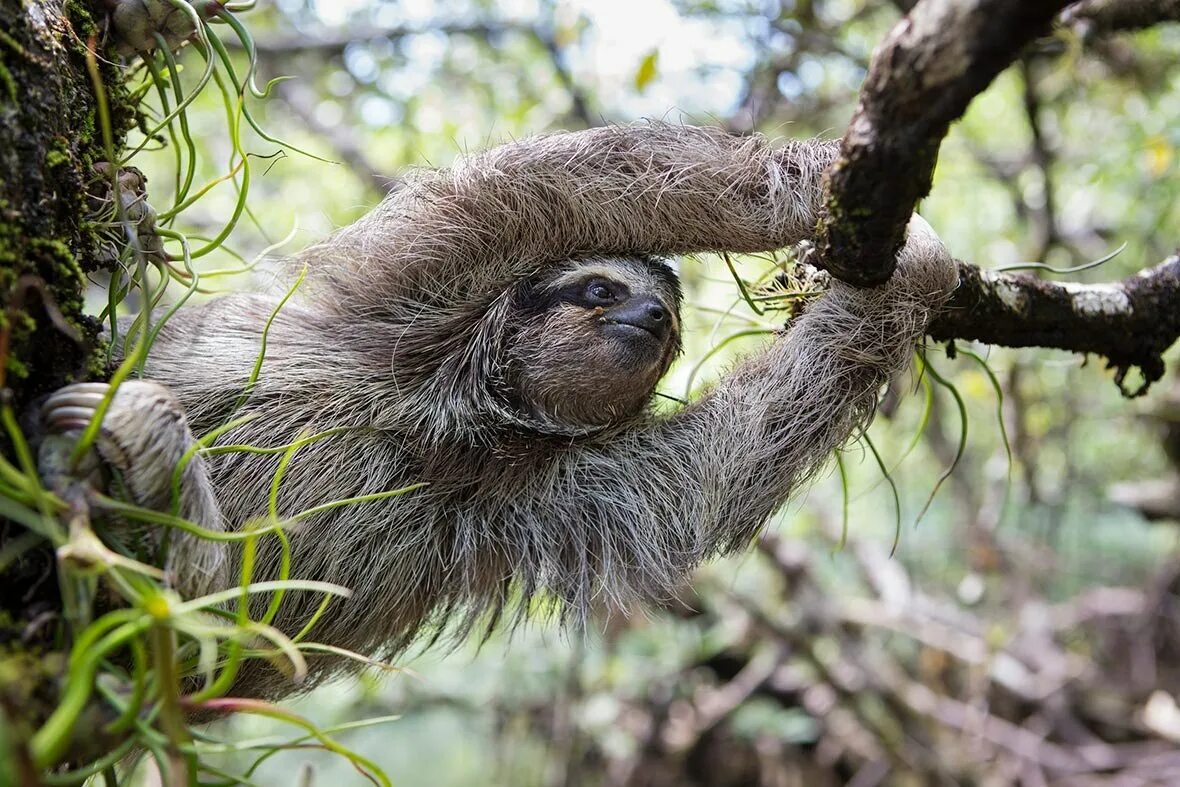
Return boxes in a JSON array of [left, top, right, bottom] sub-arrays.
[[585, 281, 618, 305]]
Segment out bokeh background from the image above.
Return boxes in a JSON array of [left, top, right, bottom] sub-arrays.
[[122, 1, 1180, 783]]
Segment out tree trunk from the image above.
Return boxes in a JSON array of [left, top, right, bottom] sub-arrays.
[[0, 0, 131, 774]]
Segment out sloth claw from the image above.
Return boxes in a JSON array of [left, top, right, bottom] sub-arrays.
[[44, 405, 99, 432], [42, 382, 112, 434], [40, 379, 188, 509]]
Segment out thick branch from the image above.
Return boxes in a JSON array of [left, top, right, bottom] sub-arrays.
[[818, 0, 1069, 286], [928, 254, 1180, 393], [0, 0, 111, 405]]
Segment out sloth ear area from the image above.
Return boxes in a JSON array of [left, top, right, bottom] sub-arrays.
[[402, 289, 522, 438]]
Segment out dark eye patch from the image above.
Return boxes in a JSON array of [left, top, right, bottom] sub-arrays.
[[515, 267, 646, 318], [581, 277, 627, 307], [543, 277, 631, 309]]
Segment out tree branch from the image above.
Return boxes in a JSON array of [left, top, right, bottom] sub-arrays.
[[1063, 0, 1180, 35], [818, 0, 1070, 286], [928, 254, 1180, 394]]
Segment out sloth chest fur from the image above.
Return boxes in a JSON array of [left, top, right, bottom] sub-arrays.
[[204, 426, 564, 538]]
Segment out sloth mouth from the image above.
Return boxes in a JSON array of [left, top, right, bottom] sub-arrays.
[[602, 319, 662, 342]]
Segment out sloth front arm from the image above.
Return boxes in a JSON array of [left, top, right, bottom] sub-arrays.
[[40, 381, 229, 598], [519, 219, 956, 609], [299, 124, 841, 314]]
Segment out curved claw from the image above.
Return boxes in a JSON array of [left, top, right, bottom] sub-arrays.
[[44, 406, 100, 432], [42, 382, 112, 434]]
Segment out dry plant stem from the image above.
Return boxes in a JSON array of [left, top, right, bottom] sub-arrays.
[[819, 0, 1070, 285]]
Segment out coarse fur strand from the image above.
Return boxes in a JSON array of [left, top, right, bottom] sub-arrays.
[[68, 123, 957, 700]]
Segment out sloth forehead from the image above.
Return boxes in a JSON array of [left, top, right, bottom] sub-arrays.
[[543, 257, 677, 296]]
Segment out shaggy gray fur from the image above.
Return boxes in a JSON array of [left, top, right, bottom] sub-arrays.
[[80, 124, 956, 698]]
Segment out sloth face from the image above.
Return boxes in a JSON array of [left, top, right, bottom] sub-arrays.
[[510, 257, 683, 428]]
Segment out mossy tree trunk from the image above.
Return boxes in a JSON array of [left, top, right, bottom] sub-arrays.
[[0, 0, 132, 775], [0, 0, 131, 402]]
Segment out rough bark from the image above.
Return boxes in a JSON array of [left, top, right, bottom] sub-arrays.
[[929, 255, 1180, 394], [818, 0, 1070, 286], [0, 0, 128, 775], [0, 0, 124, 406]]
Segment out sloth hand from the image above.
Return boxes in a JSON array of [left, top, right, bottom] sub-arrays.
[[41, 380, 194, 513]]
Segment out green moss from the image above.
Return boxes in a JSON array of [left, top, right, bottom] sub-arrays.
[[64, 0, 100, 40], [0, 0, 138, 403], [65, 1, 136, 158], [4, 356, 28, 381], [45, 138, 71, 169], [0, 648, 67, 772], [0, 199, 19, 275], [27, 237, 85, 286], [0, 200, 99, 397]]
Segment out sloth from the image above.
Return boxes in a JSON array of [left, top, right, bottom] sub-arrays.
[[42, 123, 957, 699]]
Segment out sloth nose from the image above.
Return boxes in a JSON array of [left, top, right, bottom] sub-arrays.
[[607, 296, 671, 336]]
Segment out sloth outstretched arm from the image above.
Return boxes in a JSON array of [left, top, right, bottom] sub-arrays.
[[43, 124, 956, 697], [300, 124, 837, 312]]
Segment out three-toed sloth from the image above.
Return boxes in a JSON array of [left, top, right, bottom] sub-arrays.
[[44, 124, 957, 699]]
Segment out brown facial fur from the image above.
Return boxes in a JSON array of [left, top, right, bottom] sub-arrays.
[[509, 257, 682, 428]]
